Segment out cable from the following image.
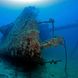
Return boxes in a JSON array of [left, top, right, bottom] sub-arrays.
[[63, 39, 68, 78]]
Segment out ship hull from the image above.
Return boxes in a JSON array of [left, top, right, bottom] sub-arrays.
[[0, 51, 44, 72]]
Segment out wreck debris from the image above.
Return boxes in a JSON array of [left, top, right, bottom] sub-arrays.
[[41, 37, 64, 48]]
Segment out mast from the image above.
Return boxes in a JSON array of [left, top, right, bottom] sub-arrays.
[[38, 18, 55, 37]]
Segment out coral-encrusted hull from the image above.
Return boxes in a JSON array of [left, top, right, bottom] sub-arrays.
[[0, 7, 43, 71]]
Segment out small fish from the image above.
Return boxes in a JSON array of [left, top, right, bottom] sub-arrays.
[[44, 59, 62, 64]]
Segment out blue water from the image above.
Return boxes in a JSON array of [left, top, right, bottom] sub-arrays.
[[0, 0, 78, 78]]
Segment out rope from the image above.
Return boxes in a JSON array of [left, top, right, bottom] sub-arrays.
[[63, 39, 68, 78]]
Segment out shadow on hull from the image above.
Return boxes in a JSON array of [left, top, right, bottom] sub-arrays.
[[0, 52, 44, 72]]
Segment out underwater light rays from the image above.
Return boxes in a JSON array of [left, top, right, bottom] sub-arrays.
[[0, 0, 63, 7]]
